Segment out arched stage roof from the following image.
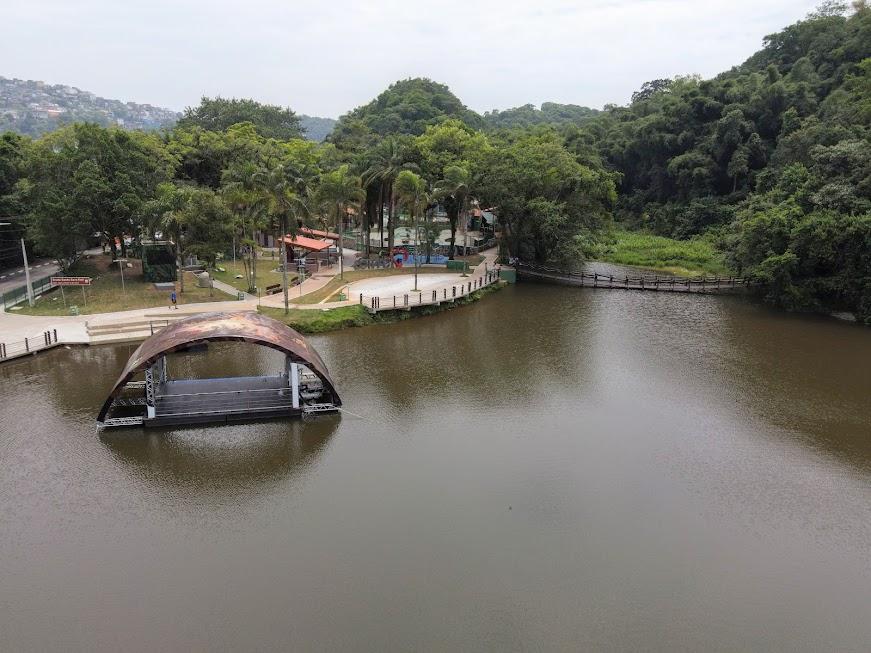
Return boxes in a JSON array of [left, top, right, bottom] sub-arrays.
[[97, 311, 341, 422]]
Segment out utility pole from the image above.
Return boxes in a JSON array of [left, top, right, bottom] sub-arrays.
[[21, 238, 33, 307]]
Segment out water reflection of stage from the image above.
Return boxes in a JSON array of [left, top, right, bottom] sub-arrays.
[[99, 415, 340, 500]]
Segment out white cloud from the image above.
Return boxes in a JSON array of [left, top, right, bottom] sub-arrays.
[[2, 0, 821, 117]]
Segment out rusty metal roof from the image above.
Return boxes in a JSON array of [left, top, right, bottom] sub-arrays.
[[278, 234, 333, 251], [97, 311, 341, 421]]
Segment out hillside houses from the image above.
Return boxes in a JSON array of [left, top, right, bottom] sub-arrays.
[[0, 76, 179, 136]]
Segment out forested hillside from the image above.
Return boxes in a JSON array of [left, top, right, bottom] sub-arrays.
[[572, 3, 870, 318], [327, 78, 484, 149], [482, 103, 600, 130], [299, 115, 336, 142]]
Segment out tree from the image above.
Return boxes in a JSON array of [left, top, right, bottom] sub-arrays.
[[24, 123, 172, 267], [362, 136, 417, 255], [482, 103, 600, 130], [156, 184, 232, 293], [0, 132, 28, 269], [178, 97, 303, 140], [477, 130, 616, 266], [221, 161, 267, 292], [394, 170, 429, 289], [434, 165, 470, 259], [330, 78, 482, 140], [254, 164, 310, 313], [416, 119, 490, 258], [316, 165, 363, 281], [631, 79, 674, 104]]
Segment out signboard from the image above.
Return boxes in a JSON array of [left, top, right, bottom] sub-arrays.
[[51, 276, 92, 286]]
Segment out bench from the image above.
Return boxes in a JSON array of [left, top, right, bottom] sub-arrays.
[[265, 283, 283, 295]]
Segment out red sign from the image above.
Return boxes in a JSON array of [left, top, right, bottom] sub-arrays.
[[51, 276, 92, 286]]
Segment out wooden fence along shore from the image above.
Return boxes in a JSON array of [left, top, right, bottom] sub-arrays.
[[0, 329, 61, 362], [359, 269, 501, 313], [516, 263, 756, 293]]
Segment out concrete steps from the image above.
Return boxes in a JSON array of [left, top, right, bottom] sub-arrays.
[[85, 306, 253, 344]]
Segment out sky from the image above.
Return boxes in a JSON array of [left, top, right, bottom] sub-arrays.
[[3, 0, 823, 118]]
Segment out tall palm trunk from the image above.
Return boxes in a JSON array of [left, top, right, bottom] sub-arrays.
[[448, 206, 457, 260], [281, 217, 289, 314], [251, 227, 257, 293], [412, 209, 419, 291], [387, 184, 395, 255], [176, 237, 185, 293], [337, 206, 344, 281], [425, 208, 431, 264], [378, 185, 385, 255]]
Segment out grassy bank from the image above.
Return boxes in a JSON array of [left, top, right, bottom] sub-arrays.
[[211, 259, 296, 294], [14, 255, 231, 316], [260, 281, 505, 333], [598, 229, 729, 276]]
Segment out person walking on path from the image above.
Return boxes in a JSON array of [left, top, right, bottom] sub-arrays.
[[170, 291, 178, 310]]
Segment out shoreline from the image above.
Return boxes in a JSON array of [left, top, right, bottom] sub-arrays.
[[0, 279, 508, 363]]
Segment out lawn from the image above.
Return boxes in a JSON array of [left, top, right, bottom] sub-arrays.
[[291, 267, 460, 305], [258, 305, 375, 333], [211, 258, 296, 294], [453, 254, 485, 268], [15, 254, 232, 316], [598, 229, 729, 276]]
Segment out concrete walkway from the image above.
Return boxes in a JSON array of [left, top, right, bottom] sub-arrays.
[[210, 278, 254, 301], [0, 248, 502, 353]]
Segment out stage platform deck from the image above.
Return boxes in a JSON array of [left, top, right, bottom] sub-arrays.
[[148, 375, 300, 426]]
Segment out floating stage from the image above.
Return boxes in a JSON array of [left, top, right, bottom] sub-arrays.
[[97, 312, 341, 428]]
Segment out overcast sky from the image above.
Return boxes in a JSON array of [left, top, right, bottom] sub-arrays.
[[4, 0, 821, 118]]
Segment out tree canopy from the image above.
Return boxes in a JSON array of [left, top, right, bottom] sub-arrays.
[[328, 78, 483, 150], [555, 3, 870, 319], [178, 97, 303, 140]]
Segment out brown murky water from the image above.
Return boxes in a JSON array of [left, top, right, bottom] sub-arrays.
[[1, 285, 870, 652]]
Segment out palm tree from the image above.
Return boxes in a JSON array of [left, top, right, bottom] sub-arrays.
[[253, 164, 310, 314], [435, 164, 470, 260], [154, 183, 190, 293], [362, 137, 416, 258], [221, 162, 266, 292], [394, 170, 429, 291], [316, 165, 364, 281]]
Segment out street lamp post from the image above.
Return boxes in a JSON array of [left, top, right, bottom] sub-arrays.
[[114, 258, 128, 297], [21, 238, 34, 307]]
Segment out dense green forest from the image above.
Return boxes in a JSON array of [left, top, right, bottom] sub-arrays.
[[0, 3, 868, 320], [578, 3, 870, 317], [482, 102, 600, 130]]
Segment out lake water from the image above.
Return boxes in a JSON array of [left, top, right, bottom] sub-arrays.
[[1, 284, 870, 651]]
